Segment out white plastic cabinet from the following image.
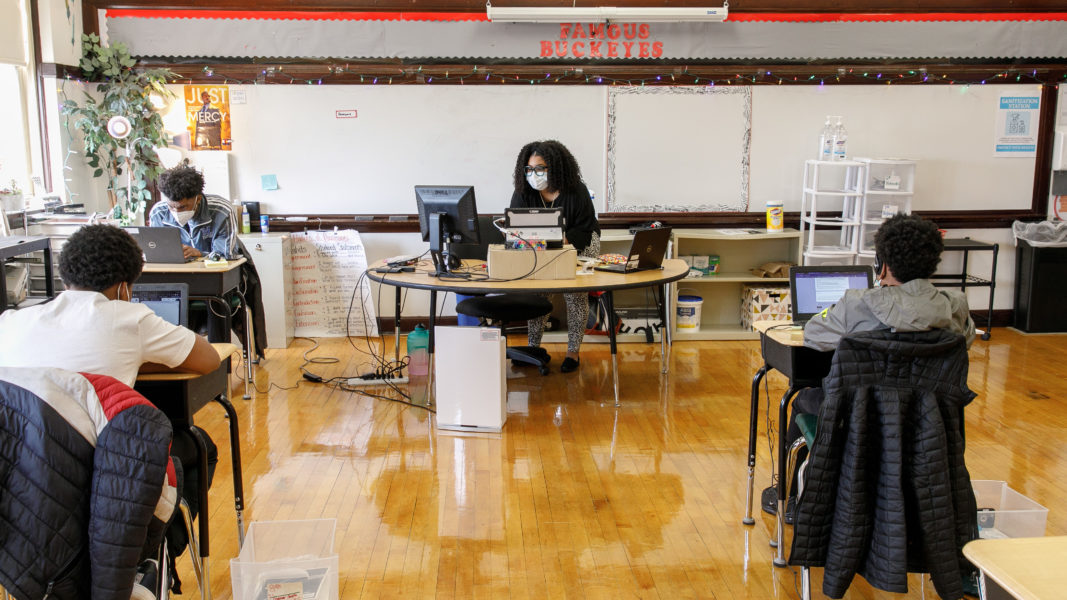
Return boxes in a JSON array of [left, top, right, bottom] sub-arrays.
[[800, 160, 866, 265], [239, 232, 294, 349], [855, 158, 916, 259], [671, 228, 800, 340]]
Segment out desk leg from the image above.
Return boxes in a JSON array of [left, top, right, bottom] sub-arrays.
[[604, 291, 621, 407], [744, 364, 769, 525], [43, 245, 55, 298], [394, 287, 402, 363], [214, 394, 246, 547], [234, 290, 253, 400], [188, 426, 212, 600], [659, 283, 671, 374], [428, 290, 437, 406], [773, 385, 803, 567]]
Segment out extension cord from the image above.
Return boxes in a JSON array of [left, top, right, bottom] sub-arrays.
[[346, 375, 409, 387]]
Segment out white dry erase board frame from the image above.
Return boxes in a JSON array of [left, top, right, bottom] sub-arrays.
[[162, 83, 1040, 218]]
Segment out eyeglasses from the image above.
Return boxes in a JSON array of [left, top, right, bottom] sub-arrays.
[[524, 165, 549, 176]]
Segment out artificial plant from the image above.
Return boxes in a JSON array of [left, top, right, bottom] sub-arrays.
[[62, 33, 175, 223]]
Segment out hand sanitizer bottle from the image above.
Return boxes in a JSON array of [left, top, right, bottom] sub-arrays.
[[832, 116, 848, 161], [818, 116, 834, 161]]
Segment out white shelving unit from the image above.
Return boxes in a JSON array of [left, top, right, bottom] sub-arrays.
[[800, 159, 867, 266], [855, 158, 916, 264], [670, 228, 800, 340]]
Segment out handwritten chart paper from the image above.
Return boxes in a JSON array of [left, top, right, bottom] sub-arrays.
[[289, 230, 378, 337]]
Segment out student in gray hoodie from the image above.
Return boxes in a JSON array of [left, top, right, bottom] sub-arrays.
[[763, 213, 975, 519]]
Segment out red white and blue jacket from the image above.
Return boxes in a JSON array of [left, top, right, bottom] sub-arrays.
[[0, 367, 178, 600]]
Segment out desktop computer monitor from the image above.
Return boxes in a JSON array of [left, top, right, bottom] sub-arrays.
[[415, 185, 480, 276]]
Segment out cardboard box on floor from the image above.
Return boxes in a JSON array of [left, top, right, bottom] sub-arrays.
[[487, 244, 577, 280]]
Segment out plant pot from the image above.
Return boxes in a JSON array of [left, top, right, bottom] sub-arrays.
[[0, 193, 23, 212]]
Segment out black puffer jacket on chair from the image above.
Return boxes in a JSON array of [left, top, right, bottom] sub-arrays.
[[788, 329, 978, 600]]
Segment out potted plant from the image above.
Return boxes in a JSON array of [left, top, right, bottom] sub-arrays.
[[0, 177, 22, 213], [62, 33, 175, 224]]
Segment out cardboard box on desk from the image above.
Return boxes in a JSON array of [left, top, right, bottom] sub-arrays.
[[741, 284, 791, 331], [487, 244, 577, 280]]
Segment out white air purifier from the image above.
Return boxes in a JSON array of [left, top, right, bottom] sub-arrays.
[[434, 326, 506, 432]]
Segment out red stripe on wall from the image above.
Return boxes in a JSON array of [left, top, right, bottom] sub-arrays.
[[104, 9, 1067, 23], [105, 9, 488, 22]]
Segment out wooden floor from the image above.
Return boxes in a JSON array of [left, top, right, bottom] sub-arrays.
[[185, 328, 1067, 599]]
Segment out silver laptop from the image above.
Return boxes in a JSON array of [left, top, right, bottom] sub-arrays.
[[130, 282, 189, 327], [595, 227, 672, 273], [126, 227, 193, 263], [789, 265, 874, 324]]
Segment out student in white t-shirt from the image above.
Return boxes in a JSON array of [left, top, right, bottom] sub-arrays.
[[0, 224, 219, 387]]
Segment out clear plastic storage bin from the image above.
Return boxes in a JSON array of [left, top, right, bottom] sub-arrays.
[[971, 480, 1048, 539], [231, 519, 339, 600]]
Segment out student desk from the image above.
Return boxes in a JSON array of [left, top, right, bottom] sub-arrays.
[[744, 319, 833, 566], [367, 258, 690, 406], [135, 343, 246, 600], [139, 258, 253, 399], [0, 235, 55, 312], [963, 537, 1067, 600]]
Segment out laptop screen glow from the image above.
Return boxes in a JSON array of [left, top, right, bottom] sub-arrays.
[[793, 271, 871, 317], [131, 288, 185, 326]]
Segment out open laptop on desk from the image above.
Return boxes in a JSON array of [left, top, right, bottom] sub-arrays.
[[789, 264, 874, 325], [125, 227, 195, 263], [130, 283, 189, 327], [595, 227, 672, 273]]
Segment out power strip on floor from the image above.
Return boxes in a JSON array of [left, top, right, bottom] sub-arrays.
[[346, 375, 409, 387]]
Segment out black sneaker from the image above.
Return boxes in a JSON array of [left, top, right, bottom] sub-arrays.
[[761, 485, 797, 525]]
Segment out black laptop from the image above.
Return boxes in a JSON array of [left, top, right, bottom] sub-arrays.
[[788, 265, 874, 324], [125, 227, 193, 263], [130, 282, 190, 327], [595, 227, 672, 273]]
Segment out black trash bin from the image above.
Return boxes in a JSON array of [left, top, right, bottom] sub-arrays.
[[1014, 238, 1067, 332]]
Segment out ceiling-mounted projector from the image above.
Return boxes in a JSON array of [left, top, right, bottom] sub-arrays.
[[486, 2, 728, 23]]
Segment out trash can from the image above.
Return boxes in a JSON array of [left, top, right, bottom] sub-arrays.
[[1012, 221, 1067, 333]]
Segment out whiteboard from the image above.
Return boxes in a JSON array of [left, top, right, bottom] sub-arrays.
[[608, 86, 751, 212], [750, 84, 1040, 212], [161, 82, 1040, 216], [166, 84, 609, 215]]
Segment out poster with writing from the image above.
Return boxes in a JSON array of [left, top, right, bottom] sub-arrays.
[[184, 84, 232, 151], [994, 90, 1040, 157], [289, 230, 378, 338]]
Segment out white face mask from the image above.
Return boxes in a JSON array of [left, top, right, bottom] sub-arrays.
[[171, 208, 195, 226], [526, 171, 549, 191]]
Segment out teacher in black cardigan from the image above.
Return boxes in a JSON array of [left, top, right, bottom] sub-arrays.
[[510, 139, 602, 373]]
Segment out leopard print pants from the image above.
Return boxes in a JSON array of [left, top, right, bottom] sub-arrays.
[[527, 231, 601, 354]]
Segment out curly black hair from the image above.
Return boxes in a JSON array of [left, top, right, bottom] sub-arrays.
[[874, 214, 944, 283], [158, 164, 205, 202], [58, 224, 144, 291], [512, 140, 585, 197]]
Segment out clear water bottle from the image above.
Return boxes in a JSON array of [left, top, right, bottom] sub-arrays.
[[406, 324, 429, 376], [832, 116, 848, 161], [818, 116, 834, 161]]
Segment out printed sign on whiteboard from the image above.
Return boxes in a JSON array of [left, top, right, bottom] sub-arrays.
[[336, 109, 358, 118], [994, 91, 1040, 157]]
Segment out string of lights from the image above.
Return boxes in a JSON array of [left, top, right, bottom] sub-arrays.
[[157, 63, 1067, 87]]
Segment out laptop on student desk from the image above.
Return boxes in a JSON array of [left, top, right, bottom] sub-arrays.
[[125, 227, 193, 263], [595, 227, 672, 273], [130, 283, 189, 327], [789, 264, 874, 325]]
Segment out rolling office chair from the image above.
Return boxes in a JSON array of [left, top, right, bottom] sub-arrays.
[[450, 216, 553, 375], [785, 329, 977, 600]]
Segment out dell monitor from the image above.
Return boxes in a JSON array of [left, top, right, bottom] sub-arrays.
[[415, 185, 480, 276]]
